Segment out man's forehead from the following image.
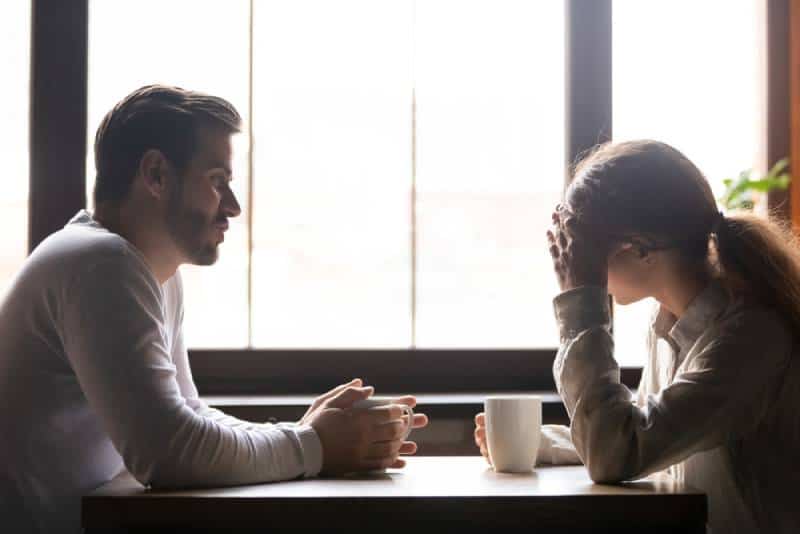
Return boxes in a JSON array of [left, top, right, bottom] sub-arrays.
[[193, 128, 234, 171]]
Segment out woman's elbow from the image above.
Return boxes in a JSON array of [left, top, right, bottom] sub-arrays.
[[585, 456, 629, 484]]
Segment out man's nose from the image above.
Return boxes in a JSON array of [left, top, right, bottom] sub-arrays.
[[222, 187, 242, 218]]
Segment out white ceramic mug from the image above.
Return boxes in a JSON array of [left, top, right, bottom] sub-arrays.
[[351, 397, 415, 441], [485, 395, 542, 473]]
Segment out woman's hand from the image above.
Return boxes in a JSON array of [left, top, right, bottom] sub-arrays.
[[474, 412, 492, 467], [546, 204, 609, 292]]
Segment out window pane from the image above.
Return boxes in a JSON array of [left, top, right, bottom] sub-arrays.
[[0, 1, 30, 297], [88, 0, 250, 347], [612, 0, 761, 366], [251, 1, 413, 347], [415, 0, 564, 347]]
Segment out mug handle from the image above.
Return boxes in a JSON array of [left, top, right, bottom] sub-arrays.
[[399, 405, 414, 440]]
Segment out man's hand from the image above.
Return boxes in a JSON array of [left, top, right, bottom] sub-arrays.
[[371, 395, 429, 469], [546, 204, 609, 292], [299, 379, 366, 426], [306, 388, 429, 475], [474, 412, 492, 467]]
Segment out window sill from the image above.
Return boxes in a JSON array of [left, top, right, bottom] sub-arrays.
[[204, 391, 567, 425], [204, 392, 569, 455]]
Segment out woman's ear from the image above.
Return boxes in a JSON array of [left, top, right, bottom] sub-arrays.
[[640, 248, 656, 265]]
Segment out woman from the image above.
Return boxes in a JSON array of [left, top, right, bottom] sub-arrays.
[[475, 140, 800, 533]]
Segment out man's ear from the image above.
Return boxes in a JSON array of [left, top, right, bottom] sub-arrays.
[[138, 149, 171, 200]]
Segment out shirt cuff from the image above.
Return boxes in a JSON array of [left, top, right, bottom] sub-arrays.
[[294, 424, 323, 478], [553, 286, 611, 339]]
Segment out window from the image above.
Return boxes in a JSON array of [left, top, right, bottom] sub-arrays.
[[89, 0, 563, 350], [78, 1, 772, 381], [612, 0, 762, 366], [0, 1, 30, 297], [88, 0, 251, 348]]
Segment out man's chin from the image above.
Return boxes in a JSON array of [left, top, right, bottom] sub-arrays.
[[188, 245, 220, 266]]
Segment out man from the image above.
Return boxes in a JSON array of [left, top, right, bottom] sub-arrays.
[[0, 85, 427, 533]]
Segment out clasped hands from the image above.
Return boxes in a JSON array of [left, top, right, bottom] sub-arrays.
[[303, 379, 429, 476]]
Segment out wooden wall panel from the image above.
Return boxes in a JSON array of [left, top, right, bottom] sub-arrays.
[[791, 0, 800, 229]]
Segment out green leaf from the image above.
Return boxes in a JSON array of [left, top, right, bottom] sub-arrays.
[[718, 158, 792, 211]]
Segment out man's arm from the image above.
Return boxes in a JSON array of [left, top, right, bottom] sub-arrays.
[[62, 257, 321, 487]]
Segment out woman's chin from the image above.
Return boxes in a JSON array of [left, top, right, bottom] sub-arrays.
[[612, 294, 639, 306]]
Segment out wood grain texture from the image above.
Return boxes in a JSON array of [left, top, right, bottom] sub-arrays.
[[792, 0, 800, 229], [83, 457, 705, 532], [767, 0, 791, 218], [565, 0, 612, 179], [29, 0, 88, 252]]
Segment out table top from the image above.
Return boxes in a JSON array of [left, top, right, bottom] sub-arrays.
[[83, 456, 706, 530]]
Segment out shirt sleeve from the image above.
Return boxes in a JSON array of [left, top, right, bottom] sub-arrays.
[[552, 286, 790, 483], [61, 255, 322, 488], [537, 425, 582, 465]]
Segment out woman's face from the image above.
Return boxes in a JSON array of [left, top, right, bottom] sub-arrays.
[[606, 243, 655, 305]]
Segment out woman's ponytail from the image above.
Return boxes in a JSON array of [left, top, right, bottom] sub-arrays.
[[714, 212, 800, 332]]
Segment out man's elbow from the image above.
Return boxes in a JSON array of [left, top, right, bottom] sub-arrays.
[[121, 446, 188, 489]]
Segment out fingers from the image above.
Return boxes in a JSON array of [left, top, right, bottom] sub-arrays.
[[371, 420, 406, 441], [362, 404, 407, 424], [389, 458, 407, 469], [388, 395, 417, 408], [358, 406, 428, 430], [474, 425, 492, 465], [362, 441, 418, 471], [399, 441, 417, 455], [326, 385, 374, 409], [315, 379, 363, 406], [480, 444, 492, 466], [361, 457, 397, 471], [411, 413, 428, 429], [475, 412, 485, 426], [367, 440, 403, 460]]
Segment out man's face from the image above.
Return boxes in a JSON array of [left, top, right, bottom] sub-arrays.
[[165, 128, 241, 265]]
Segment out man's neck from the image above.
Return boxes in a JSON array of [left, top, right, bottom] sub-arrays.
[[94, 204, 180, 284]]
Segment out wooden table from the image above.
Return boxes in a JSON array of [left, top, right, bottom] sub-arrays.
[[83, 456, 706, 533]]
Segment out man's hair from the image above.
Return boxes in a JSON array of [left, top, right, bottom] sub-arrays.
[[93, 84, 242, 206]]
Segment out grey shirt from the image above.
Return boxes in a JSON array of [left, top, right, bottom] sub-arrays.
[[0, 211, 322, 533], [553, 283, 800, 534]]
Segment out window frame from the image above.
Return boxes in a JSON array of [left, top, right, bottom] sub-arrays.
[[28, 0, 788, 395]]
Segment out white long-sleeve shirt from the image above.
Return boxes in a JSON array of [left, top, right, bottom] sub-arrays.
[[552, 284, 800, 534], [0, 211, 322, 533]]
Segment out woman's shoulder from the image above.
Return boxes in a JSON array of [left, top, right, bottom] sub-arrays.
[[707, 295, 794, 365]]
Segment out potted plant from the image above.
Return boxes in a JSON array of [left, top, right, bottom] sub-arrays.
[[719, 158, 791, 214]]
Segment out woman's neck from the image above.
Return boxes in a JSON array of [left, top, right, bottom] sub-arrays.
[[654, 267, 711, 318]]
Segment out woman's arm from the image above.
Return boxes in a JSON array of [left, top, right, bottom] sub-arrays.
[[554, 286, 790, 483]]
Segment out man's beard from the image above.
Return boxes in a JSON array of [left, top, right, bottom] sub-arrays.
[[166, 188, 220, 266]]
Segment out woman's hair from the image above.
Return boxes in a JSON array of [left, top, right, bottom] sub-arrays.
[[567, 139, 800, 331]]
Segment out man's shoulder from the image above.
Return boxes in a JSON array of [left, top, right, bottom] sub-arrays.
[[29, 224, 148, 284]]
